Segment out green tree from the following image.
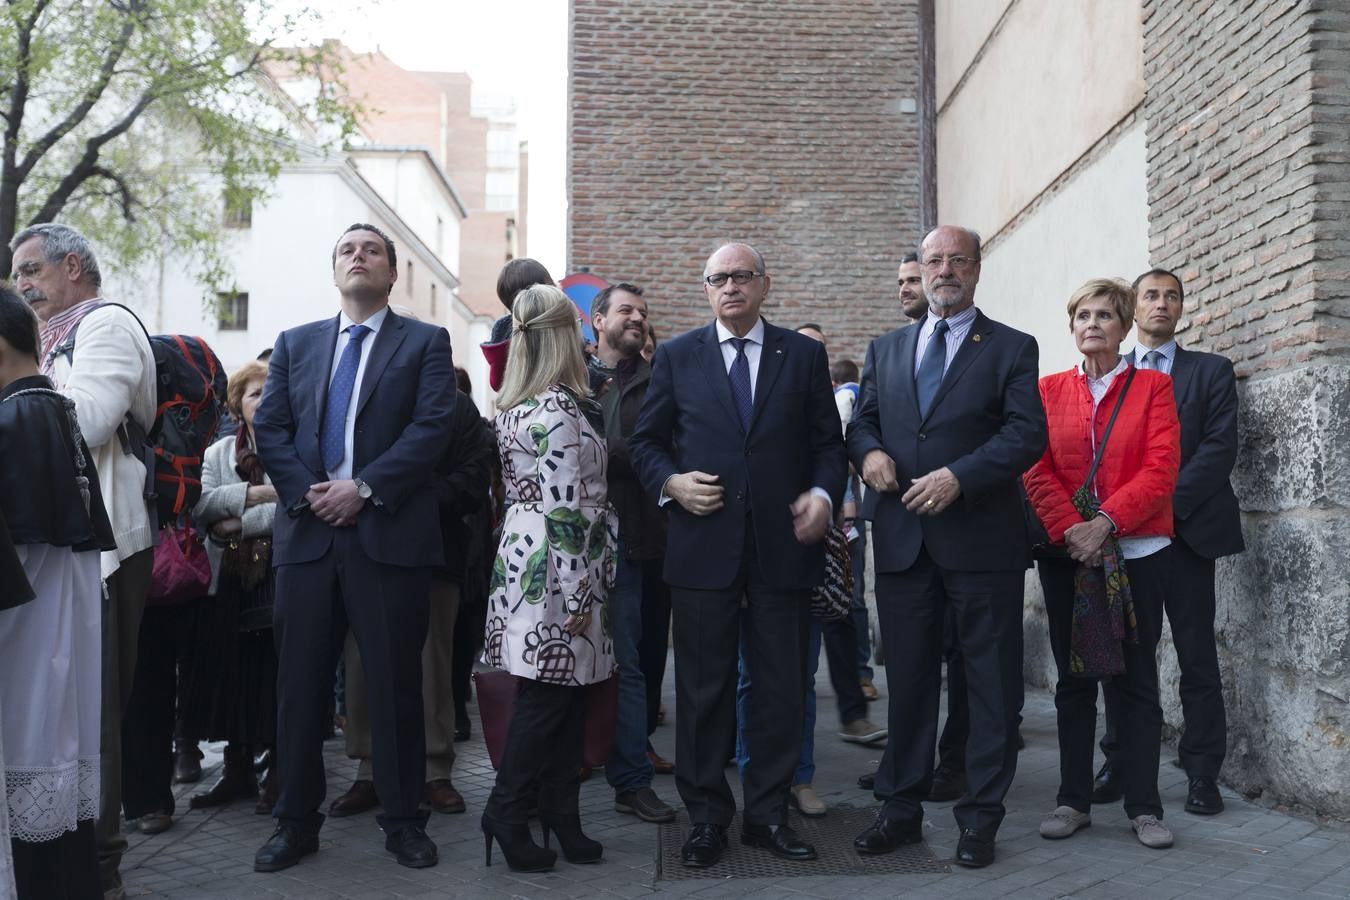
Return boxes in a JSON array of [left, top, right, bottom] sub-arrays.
[[0, 0, 358, 288]]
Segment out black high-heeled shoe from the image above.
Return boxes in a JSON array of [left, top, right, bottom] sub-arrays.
[[539, 813, 603, 864], [481, 814, 556, 872]]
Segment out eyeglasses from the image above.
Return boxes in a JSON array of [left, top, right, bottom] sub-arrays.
[[921, 256, 977, 272], [704, 270, 762, 287]]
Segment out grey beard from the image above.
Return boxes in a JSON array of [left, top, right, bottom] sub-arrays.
[[924, 285, 969, 311]]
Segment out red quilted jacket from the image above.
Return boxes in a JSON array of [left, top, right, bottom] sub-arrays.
[[1023, 365, 1180, 543]]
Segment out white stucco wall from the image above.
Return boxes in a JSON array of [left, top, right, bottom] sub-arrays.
[[972, 121, 1151, 375]]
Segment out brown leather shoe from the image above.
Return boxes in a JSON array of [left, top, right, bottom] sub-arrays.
[[328, 779, 378, 817], [647, 749, 675, 775], [424, 779, 466, 814]]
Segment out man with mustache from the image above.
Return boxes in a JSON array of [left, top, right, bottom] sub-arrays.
[[847, 226, 1046, 868], [589, 282, 677, 825], [9, 223, 157, 900]]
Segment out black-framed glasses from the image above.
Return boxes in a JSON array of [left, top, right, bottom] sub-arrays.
[[921, 255, 976, 272], [705, 270, 762, 287]]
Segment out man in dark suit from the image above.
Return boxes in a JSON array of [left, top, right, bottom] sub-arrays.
[[1094, 268, 1244, 815], [252, 223, 455, 872], [630, 242, 846, 868], [847, 226, 1046, 868]]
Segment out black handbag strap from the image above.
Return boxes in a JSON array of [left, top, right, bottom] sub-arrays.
[[1082, 366, 1137, 494]]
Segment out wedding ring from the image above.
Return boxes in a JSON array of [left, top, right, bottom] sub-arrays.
[[925, 499, 935, 508]]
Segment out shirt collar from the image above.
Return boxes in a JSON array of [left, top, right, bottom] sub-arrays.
[[923, 304, 978, 333], [339, 305, 390, 336], [1077, 354, 1130, 385], [1131, 339, 1177, 362], [716, 317, 765, 346]]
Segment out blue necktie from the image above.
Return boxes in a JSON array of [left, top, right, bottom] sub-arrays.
[[321, 324, 371, 472], [1141, 350, 1163, 371], [915, 318, 950, 418], [728, 337, 753, 430]]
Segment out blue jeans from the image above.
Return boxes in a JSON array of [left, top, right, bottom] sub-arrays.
[[850, 528, 873, 680], [605, 549, 654, 793], [736, 621, 821, 786]]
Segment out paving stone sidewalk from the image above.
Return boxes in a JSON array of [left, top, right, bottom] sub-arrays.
[[122, 658, 1350, 899]]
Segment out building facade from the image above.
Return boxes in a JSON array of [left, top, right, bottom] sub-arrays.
[[569, 0, 924, 366]]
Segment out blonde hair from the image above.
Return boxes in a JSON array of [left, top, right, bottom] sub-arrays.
[[495, 284, 588, 410], [1066, 277, 1135, 330], [226, 359, 269, 419]]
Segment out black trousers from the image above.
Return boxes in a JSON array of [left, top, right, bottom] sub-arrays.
[[272, 529, 431, 834], [937, 605, 969, 769], [821, 614, 868, 725], [638, 558, 671, 737], [11, 820, 100, 900], [873, 548, 1024, 833], [451, 591, 487, 724], [671, 538, 810, 828], [484, 679, 585, 822], [1101, 540, 1226, 778], [122, 604, 187, 820], [1041, 547, 1168, 818]]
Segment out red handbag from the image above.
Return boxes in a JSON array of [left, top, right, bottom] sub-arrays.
[[146, 524, 211, 606], [472, 670, 618, 770]]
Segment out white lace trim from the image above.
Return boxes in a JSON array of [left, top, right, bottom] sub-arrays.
[[5, 757, 99, 843]]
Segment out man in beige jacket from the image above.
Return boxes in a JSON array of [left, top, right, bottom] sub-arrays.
[[10, 223, 157, 900]]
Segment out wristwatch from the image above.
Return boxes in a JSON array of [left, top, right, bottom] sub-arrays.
[[353, 477, 373, 500]]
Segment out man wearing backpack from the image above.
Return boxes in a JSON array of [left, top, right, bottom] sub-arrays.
[[10, 223, 157, 900]]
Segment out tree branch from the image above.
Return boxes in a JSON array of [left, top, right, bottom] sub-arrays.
[[14, 0, 143, 182], [86, 165, 137, 221]]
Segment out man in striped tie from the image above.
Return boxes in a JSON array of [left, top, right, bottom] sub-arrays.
[[630, 242, 847, 869], [253, 224, 455, 873]]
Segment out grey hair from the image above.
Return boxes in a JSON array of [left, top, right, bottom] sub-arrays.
[[9, 223, 103, 289], [920, 226, 982, 263], [705, 242, 767, 276]]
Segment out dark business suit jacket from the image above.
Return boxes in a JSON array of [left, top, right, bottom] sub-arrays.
[[1128, 346, 1244, 560], [254, 311, 456, 568], [847, 310, 1047, 574], [630, 320, 847, 591]]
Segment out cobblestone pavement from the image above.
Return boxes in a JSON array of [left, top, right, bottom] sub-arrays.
[[123, 657, 1350, 899]]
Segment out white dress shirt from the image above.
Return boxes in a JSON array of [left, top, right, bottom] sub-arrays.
[[326, 306, 389, 481], [913, 304, 979, 377], [1078, 355, 1170, 560]]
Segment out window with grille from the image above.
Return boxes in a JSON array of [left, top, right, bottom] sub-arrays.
[[217, 292, 249, 331]]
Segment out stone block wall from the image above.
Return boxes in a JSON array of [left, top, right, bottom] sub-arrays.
[[1143, 0, 1349, 815], [569, 0, 922, 364]]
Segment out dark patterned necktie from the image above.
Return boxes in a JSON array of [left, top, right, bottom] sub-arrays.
[[321, 324, 371, 472], [728, 337, 753, 429], [1142, 349, 1163, 371], [915, 318, 949, 418]]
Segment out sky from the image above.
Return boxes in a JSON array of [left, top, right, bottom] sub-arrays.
[[271, 0, 569, 276]]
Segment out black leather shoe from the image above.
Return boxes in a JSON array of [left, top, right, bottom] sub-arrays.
[[1185, 776, 1224, 815], [954, 828, 995, 868], [680, 823, 727, 868], [857, 770, 876, 791], [927, 764, 967, 802], [1091, 761, 1122, 804], [741, 823, 817, 861], [853, 813, 923, 855], [254, 824, 319, 872], [386, 825, 439, 868]]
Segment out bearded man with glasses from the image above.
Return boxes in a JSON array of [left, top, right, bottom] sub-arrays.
[[846, 226, 1046, 868]]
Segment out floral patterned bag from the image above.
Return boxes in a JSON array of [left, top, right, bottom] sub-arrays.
[[810, 524, 854, 622]]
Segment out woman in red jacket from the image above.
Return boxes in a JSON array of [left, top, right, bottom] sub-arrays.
[[1024, 278, 1180, 850]]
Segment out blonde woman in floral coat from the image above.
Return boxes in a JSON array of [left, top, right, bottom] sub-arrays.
[[480, 284, 616, 873]]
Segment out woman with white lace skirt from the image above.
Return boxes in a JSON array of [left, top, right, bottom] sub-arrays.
[[0, 287, 114, 898]]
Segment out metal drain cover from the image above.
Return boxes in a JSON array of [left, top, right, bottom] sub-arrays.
[[656, 806, 950, 881]]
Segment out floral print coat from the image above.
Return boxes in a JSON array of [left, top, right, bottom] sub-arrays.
[[482, 386, 617, 685]]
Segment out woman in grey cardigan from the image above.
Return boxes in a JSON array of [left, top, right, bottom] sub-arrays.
[[181, 359, 280, 814]]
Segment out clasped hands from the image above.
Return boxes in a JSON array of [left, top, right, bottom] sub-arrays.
[[665, 471, 831, 544], [861, 449, 960, 516], [305, 479, 365, 528], [1063, 515, 1114, 567]]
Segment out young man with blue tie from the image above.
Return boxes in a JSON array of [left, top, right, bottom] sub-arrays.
[[252, 224, 455, 872]]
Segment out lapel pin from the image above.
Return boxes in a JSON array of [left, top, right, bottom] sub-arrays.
[[972, 334, 982, 342]]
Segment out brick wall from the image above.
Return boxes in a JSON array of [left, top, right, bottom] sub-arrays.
[[569, 0, 922, 365], [1143, 0, 1350, 815]]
